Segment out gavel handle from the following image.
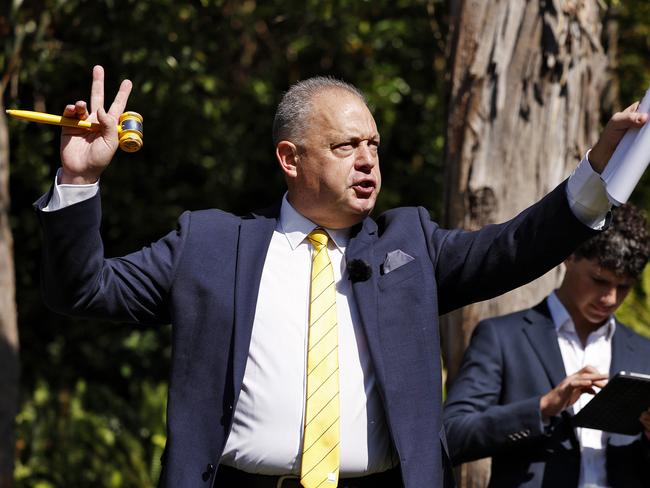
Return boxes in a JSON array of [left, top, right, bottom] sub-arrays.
[[6, 109, 111, 132], [7, 109, 143, 152]]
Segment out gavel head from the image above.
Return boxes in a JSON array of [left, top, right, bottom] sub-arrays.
[[118, 112, 143, 152]]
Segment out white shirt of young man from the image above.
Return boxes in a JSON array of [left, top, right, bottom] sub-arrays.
[[547, 291, 642, 488]]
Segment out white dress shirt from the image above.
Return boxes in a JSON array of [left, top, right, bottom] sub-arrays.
[[219, 196, 396, 475], [44, 154, 612, 475], [547, 292, 614, 488]]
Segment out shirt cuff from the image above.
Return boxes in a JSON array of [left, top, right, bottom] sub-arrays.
[[566, 150, 611, 230], [42, 168, 100, 212]]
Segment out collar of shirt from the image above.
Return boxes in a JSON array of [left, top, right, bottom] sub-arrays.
[[547, 291, 616, 341], [279, 193, 351, 252]]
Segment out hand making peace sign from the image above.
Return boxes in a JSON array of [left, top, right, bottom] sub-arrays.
[[59, 65, 132, 184]]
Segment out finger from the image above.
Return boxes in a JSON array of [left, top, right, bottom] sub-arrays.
[[577, 365, 602, 375], [568, 379, 593, 389], [97, 107, 118, 138], [610, 109, 648, 129], [570, 374, 608, 384], [63, 102, 89, 119], [74, 101, 89, 120], [90, 65, 105, 114], [572, 384, 596, 395], [623, 101, 640, 113], [592, 379, 608, 389], [107, 79, 133, 118], [63, 104, 77, 117], [572, 369, 608, 380]]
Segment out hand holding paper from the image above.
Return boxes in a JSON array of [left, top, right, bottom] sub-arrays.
[[589, 94, 650, 205], [589, 101, 648, 173]]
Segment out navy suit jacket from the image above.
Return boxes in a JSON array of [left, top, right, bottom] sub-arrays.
[[35, 181, 596, 487], [443, 300, 650, 488]]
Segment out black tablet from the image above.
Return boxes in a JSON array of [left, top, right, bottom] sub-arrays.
[[572, 371, 650, 435]]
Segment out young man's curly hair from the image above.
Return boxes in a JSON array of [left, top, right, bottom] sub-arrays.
[[573, 203, 650, 279]]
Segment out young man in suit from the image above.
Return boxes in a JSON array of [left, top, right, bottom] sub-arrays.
[[35, 66, 646, 487], [443, 204, 650, 488]]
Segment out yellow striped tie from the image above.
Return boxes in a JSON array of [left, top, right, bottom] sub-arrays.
[[301, 229, 340, 488]]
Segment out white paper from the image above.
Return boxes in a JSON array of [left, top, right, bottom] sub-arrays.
[[601, 88, 650, 205]]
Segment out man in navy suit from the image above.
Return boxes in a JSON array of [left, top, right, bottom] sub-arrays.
[[443, 204, 650, 488], [35, 66, 646, 487]]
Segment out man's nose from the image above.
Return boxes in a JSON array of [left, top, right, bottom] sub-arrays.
[[600, 286, 618, 306], [355, 143, 377, 170]]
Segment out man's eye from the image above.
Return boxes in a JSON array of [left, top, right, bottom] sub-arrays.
[[593, 277, 611, 287], [334, 144, 354, 151]]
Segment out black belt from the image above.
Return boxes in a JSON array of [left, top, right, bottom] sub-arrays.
[[214, 464, 403, 488]]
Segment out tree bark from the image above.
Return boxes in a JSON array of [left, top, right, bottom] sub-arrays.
[[442, 1, 608, 486], [0, 95, 19, 488]]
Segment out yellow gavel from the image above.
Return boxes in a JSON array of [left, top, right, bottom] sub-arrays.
[[5, 109, 144, 153]]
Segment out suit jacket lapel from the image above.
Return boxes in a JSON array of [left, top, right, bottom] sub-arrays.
[[346, 217, 386, 383], [232, 204, 279, 407], [522, 300, 567, 387], [610, 320, 636, 375]]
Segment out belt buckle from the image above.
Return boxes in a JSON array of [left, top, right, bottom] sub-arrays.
[[276, 475, 300, 488]]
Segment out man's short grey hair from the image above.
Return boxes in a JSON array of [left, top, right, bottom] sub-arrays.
[[272, 76, 368, 146]]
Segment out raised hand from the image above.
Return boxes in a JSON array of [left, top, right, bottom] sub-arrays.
[[59, 65, 132, 184], [539, 365, 608, 420], [589, 102, 649, 173]]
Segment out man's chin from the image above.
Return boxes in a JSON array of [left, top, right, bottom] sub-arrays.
[[328, 206, 374, 229], [585, 308, 614, 325], [352, 202, 375, 219]]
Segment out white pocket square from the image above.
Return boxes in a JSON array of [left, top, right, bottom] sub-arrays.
[[382, 249, 415, 274]]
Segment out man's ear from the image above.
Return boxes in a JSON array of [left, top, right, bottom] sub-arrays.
[[276, 141, 299, 178], [563, 254, 577, 268]]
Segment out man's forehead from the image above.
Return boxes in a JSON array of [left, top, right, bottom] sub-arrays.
[[312, 86, 363, 103], [310, 90, 378, 133], [582, 257, 634, 283]]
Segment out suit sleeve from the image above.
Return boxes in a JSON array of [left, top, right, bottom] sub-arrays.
[[425, 180, 598, 315], [443, 320, 547, 465], [35, 190, 187, 325]]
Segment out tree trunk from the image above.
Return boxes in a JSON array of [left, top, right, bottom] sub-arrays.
[[0, 95, 19, 488], [441, 1, 608, 486]]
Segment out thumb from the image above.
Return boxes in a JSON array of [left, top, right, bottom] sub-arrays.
[[97, 107, 118, 138], [622, 101, 640, 113], [611, 107, 648, 130]]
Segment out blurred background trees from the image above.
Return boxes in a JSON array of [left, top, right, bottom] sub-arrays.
[[1, 0, 649, 487]]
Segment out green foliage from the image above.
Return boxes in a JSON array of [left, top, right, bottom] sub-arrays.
[[611, 0, 650, 105], [15, 378, 167, 487], [616, 264, 650, 338], [4, 0, 448, 486]]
